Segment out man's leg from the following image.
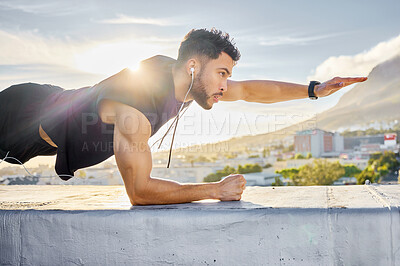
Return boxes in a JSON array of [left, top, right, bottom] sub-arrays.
[[0, 83, 58, 164]]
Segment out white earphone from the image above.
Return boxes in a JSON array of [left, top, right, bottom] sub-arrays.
[[190, 67, 194, 75]]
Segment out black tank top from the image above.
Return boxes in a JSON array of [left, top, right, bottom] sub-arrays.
[[40, 55, 192, 180]]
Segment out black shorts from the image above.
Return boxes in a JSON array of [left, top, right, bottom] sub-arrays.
[[0, 83, 60, 164]]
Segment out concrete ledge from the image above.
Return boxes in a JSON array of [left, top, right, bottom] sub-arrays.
[[1, 185, 399, 265]]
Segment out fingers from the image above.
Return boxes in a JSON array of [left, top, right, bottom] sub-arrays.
[[332, 76, 367, 82], [335, 77, 367, 82], [348, 77, 368, 82], [326, 76, 367, 92], [330, 77, 368, 87]]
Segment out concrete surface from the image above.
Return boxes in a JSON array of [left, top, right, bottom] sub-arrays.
[[1, 185, 399, 265]]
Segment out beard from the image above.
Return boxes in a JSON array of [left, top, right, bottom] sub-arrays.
[[189, 71, 212, 110]]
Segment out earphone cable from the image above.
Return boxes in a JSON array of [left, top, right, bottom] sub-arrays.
[[0, 151, 77, 180], [165, 70, 195, 168], [150, 106, 190, 150]]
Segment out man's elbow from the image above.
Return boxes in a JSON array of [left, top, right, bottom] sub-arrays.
[[129, 177, 154, 206], [131, 197, 148, 206], [130, 191, 151, 206]]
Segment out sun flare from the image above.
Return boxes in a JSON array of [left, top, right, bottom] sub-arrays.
[[74, 40, 155, 75]]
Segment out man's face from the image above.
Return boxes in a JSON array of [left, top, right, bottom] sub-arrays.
[[190, 52, 234, 110]]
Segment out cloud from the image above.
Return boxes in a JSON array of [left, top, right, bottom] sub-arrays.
[[0, 1, 83, 16], [0, 29, 79, 67], [258, 33, 342, 46], [0, 28, 182, 88], [0, 29, 179, 74], [98, 14, 177, 26], [308, 34, 400, 81], [0, 63, 103, 90]]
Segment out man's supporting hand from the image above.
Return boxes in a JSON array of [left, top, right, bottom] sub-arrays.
[[217, 174, 247, 201]]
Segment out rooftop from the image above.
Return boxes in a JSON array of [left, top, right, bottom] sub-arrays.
[[2, 184, 399, 210]]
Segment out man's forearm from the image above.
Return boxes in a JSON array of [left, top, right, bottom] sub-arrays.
[[242, 80, 308, 104], [112, 100, 246, 206], [130, 177, 219, 205]]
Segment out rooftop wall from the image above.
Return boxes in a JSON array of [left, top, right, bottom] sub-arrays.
[[1, 185, 399, 265]]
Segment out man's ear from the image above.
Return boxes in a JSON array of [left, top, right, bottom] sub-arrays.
[[186, 58, 199, 76]]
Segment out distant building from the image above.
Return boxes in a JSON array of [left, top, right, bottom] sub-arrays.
[[344, 135, 384, 150], [344, 133, 398, 157], [0, 175, 39, 185], [294, 129, 343, 158], [243, 169, 282, 186], [384, 133, 397, 147], [340, 159, 368, 170], [151, 165, 215, 183]]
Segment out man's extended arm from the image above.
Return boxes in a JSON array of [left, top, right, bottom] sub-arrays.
[[223, 77, 367, 103], [110, 101, 246, 205]]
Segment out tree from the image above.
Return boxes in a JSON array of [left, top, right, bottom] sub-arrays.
[[356, 169, 377, 184], [342, 127, 400, 138], [377, 165, 389, 178], [282, 144, 294, 153], [195, 156, 210, 163], [275, 168, 299, 185], [367, 151, 399, 181], [225, 153, 237, 159], [296, 160, 344, 185], [262, 148, 270, 158], [263, 163, 272, 168], [76, 170, 86, 178], [203, 174, 221, 182], [368, 152, 382, 163], [306, 152, 312, 159], [276, 168, 299, 178], [271, 176, 284, 186], [343, 164, 362, 177], [238, 164, 262, 174], [376, 151, 399, 172], [203, 165, 236, 182], [277, 160, 345, 186], [294, 153, 305, 159], [204, 163, 263, 182]]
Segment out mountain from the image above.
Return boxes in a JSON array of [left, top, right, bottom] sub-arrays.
[[316, 54, 400, 130]]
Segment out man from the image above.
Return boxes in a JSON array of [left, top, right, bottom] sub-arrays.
[[0, 28, 367, 205]]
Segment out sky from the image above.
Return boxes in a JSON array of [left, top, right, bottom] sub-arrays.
[[1, 0, 400, 160]]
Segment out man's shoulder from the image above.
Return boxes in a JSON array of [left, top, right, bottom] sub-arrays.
[[99, 55, 175, 85], [93, 55, 176, 120], [139, 55, 176, 70]]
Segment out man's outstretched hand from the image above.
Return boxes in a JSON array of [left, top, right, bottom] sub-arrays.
[[217, 174, 247, 201], [315, 76, 368, 98]]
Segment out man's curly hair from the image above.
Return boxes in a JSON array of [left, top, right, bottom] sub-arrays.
[[177, 28, 241, 66]]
